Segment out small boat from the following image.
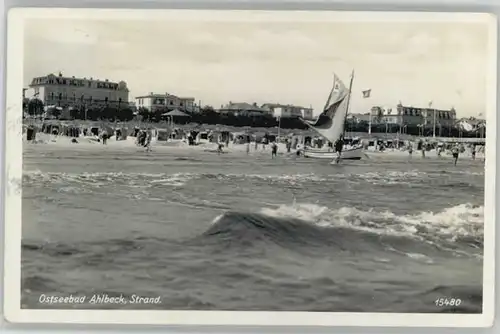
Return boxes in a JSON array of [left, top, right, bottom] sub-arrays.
[[303, 146, 363, 160], [299, 70, 363, 162]]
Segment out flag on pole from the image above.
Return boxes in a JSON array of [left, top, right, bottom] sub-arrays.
[[362, 89, 371, 98]]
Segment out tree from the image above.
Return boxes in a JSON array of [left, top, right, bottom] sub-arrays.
[[23, 98, 29, 112], [118, 108, 135, 121], [51, 107, 62, 119], [201, 105, 216, 114], [27, 98, 44, 116], [137, 107, 152, 122]]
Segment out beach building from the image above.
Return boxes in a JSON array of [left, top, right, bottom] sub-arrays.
[[218, 102, 270, 117], [369, 104, 457, 127], [346, 113, 371, 123], [135, 92, 197, 113], [261, 103, 314, 120], [26, 72, 129, 109]]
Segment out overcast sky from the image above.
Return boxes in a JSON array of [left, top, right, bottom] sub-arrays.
[[23, 12, 492, 117]]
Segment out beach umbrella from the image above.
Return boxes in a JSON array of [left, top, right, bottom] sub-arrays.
[[161, 109, 190, 117]]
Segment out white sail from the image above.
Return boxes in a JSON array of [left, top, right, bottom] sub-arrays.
[[304, 73, 351, 143]]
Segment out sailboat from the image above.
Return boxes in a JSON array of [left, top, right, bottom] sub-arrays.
[[300, 71, 364, 160]]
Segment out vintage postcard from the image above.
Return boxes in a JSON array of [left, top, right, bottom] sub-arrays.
[[3, 8, 496, 327]]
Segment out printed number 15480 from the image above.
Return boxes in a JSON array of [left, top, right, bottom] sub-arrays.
[[435, 297, 462, 307]]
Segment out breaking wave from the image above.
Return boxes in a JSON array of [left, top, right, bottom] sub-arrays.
[[198, 203, 483, 258]]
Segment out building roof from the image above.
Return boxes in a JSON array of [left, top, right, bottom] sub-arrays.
[[35, 72, 123, 84], [262, 103, 311, 110], [30, 72, 128, 91], [135, 92, 195, 100], [220, 102, 266, 112]]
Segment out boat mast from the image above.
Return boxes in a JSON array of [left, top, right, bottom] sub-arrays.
[[342, 69, 355, 138], [323, 75, 336, 111]]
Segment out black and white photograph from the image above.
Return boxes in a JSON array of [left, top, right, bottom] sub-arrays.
[[3, 8, 496, 326]]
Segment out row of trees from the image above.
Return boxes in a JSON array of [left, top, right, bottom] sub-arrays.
[[23, 100, 485, 138], [23, 98, 136, 122]]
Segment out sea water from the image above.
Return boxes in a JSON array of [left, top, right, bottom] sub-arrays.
[[21, 143, 484, 312]]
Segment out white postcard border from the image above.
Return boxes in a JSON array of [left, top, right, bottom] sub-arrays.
[[3, 8, 497, 327]]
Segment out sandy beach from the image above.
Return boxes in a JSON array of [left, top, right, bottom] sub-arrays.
[[25, 131, 484, 163]]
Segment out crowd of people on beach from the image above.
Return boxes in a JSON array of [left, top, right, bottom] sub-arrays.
[[23, 121, 484, 165]]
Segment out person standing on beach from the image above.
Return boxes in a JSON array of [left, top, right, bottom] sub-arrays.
[[145, 128, 152, 152], [102, 130, 108, 145], [451, 145, 460, 165], [471, 145, 476, 160], [246, 135, 251, 154], [217, 142, 224, 155], [408, 143, 413, 158], [271, 142, 278, 158], [334, 135, 344, 164]]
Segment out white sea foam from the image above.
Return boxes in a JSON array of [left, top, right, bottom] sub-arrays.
[[259, 202, 484, 242], [23, 168, 481, 190]]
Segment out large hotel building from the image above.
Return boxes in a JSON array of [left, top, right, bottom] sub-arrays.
[[27, 72, 130, 108], [347, 103, 457, 127]]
